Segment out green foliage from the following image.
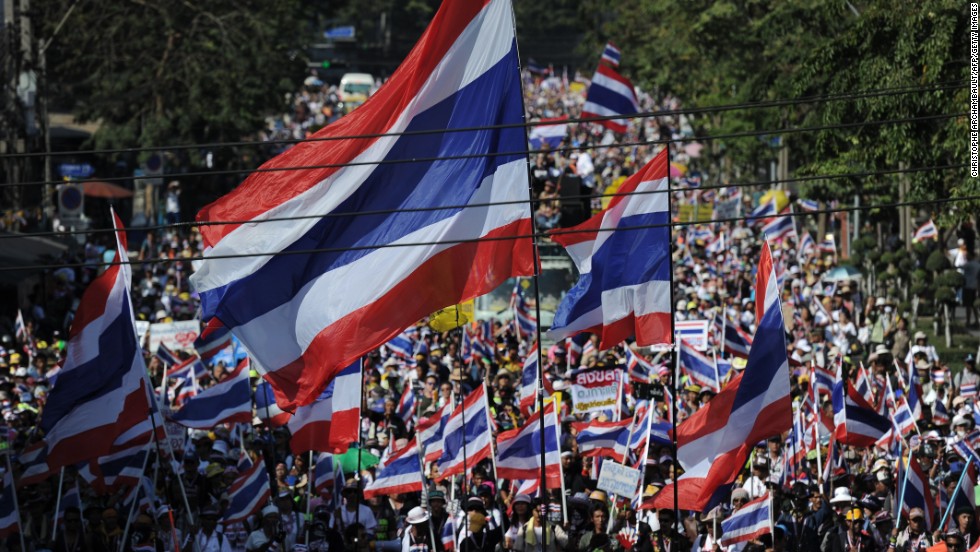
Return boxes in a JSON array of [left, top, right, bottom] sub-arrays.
[[937, 269, 965, 288], [925, 250, 949, 273], [38, 0, 307, 152], [935, 286, 955, 304]]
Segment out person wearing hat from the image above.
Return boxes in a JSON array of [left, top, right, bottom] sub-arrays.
[[428, 489, 449, 539], [693, 507, 724, 552], [513, 497, 569, 552], [742, 458, 770, 499], [458, 496, 501, 552], [246, 505, 285, 552], [504, 494, 534, 550], [945, 530, 968, 552], [401, 506, 438, 552], [194, 504, 232, 552], [905, 331, 938, 368], [952, 505, 978, 548], [955, 354, 980, 397], [822, 508, 874, 552], [892, 507, 933, 552]]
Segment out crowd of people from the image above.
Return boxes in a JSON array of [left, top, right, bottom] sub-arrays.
[[0, 66, 978, 552]]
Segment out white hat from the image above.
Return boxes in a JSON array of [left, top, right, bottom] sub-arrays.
[[407, 506, 430, 525], [830, 487, 854, 504], [262, 505, 279, 518]]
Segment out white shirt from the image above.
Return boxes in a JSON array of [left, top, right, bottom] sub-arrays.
[[333, 504, 378, 536], [197, 530, 233, 552]]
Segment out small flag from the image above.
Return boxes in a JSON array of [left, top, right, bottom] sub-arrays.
[[912, 220, 939, 243], [601, 42, 621, 67]]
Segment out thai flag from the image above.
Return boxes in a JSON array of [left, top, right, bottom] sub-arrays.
[[287, 359, 361, 455], [812, 364, 835, 398], [912, 219, 939, 243], [811, 294, 831, 326], [155, 343, 180, 367], [461, 330, 474, 364], [933, 398, 951, 426], [496, 402, 561, 485], [397, 383, 416, 423], [900, 456, 935, 531], [16, 441, 54, 487], [907, 369, 923, 420], [167, 355, 209, 385], [832, 376, 891, 447], [223, 453, 272, 524], [364, 438, 424, 498], [601, 42, 621, 67], [474, 322, 495, 361], [625, 348, 654, 384], [441, 516, 456, 552], [628, 402, 653, 459], [953, 433, 980, 468], [645, 241, 792, 511], [719, 494, 772, 547], [172, 376, 201, 408], [572, 419, 631, 462], [962, 384, 978, 399], [797, 232, 816, 258], [255, 381, 291, 427], [190, 0, 535, 412], [418, 403, 449, 463], [511, 282, 537, 339], [691, 227, 715, 243], [797, 199, 819, 212], [13, 310, 26, 341], [582, 63, 638, 133], [854, 363, 874, 404], [385, 333, 414, 360], [675, 319, 709, 350], [762, 209, 797, 242], [952, 464, 978, 520], [705, 233, 726, 255], [313, 453, 335, 494], [39, 210, 159, 471], [891, 394, 917, 436], [566, 334, 590, 366], [679, 339, 718, 391], [519, 344, 539, 416], [748, 200, 776, 226], [528, 116, 568, 149], [0, 471, 20, 538], [193, 319, 233, 360], [77, 444, 148, 494], [721, 319, 752, 358], [650, 419, 672, 446], [547, 150, 672, 349], [819, 234, 837, 254], [168, 358, 252, 429], [932, 369, 946, 385], [437, 385, 493, 480], [582, 339, 597, 360]]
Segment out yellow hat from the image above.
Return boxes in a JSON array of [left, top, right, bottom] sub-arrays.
[[845, 508, 862, 521]]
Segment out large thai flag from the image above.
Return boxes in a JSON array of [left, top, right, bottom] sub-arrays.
[[572, 419, 631, 463], [418, 403, 449, 463], [679, 339, 718, 392], [0, 471, 20, 538], [255, 380, 291, 427], [495, 402, 561, 485], [547, 150, 672, 349], [645, 241, 792, 511], [719, 494, 771, 547], [193, 319, 233, 360], [912, 219, 939, 243], [365, 439, 424, 499], [582, 64, 638, 133], [168, 358, 252, 429], [223, 453, 272, 524], [832, 379, 891, 447], [528, 116, 568, 149], [287, 360, 361, 455], [437, 385, 493, 480], [77, 444, 148, 494], [39, 211, 158, 470], [900, 456, 935, 531], [519, 344, 539, 416], [190, 0, 534, 411]]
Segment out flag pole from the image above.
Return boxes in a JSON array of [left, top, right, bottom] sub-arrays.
[[665, 138, 680, 533], [414, 379, 439, 552], [119, 442, 153, 552], [52, 466, 65, 545], [509, 2, 550, 544], [4, 453, 25, 552], [306, 450, 314, 545], [939, 465, 971, 530]]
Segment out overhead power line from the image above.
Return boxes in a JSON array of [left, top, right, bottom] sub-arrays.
[[0, 111, 964, 190], [2, 192, 975, 273], [0, 80, 965, 161], [0, 162, 964, 242]]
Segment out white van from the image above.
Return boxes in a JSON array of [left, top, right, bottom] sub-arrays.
[[339, 73, 375, 111]]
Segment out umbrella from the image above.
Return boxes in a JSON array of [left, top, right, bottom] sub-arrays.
[[334, 447, 380, 473], [82, 181, 133, 199], [823, 265, 862, 282]]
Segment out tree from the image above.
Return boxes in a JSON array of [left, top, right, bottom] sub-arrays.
[[36, 0, 308, 156]]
